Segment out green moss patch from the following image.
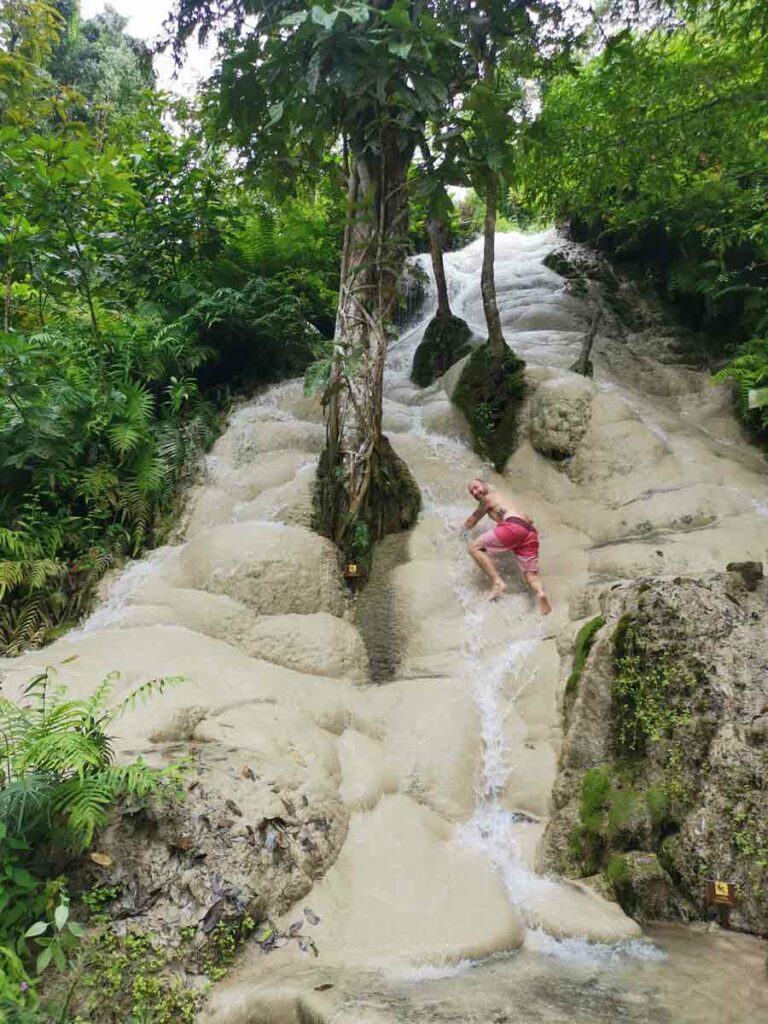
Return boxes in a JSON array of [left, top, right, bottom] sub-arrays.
[[452, 342, 527, 471], [565, 615, 605, 701], [612, 616, 696, 756], [315, 435, 421, 574], [411, 312, 472, 388]]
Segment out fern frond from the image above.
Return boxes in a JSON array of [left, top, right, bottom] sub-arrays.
[[107, 422, 142, 455], [52, 776, 115, 847], [105, 675, 183, 725]]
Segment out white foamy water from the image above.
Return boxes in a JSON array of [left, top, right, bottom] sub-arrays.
[[12, 229, 768, 1023]]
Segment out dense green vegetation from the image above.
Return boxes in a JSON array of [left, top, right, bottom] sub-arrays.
[[0, 1, 343, 655], [2, 0, 767, 1009], [0, 669, 180, 1019], [520, 0, 768, 439]]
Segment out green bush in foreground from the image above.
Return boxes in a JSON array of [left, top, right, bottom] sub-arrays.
[[0, 670, 182, 1019]]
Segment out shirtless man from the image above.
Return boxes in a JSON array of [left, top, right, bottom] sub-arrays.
[[462, 478, 552, 613]]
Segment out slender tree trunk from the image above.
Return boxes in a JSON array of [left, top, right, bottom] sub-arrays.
[[481, 176, 506, 359], [318, 132, 420, 553], [426, 216, 451, 318], [4, 267, 11, 332]]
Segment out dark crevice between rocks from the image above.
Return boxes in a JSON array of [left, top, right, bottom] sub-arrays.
[[353, 530, 412, 683]]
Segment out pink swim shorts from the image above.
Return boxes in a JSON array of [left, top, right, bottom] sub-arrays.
[[478, 519, 540, 575]]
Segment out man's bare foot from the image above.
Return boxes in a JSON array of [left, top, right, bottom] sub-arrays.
[[489, 580, 508, 601], [539, 593, 552, 615]]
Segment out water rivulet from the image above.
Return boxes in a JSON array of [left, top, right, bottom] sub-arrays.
[[4, 231, 768, 1022]]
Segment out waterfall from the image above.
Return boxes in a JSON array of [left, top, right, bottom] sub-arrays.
[[6, 229, 768, 1024]]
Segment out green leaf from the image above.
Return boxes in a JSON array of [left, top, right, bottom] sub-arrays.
[[25, 921, 48, 938], [310, 5, 338, 29], [67, 921, 85, 937], [388, 40, 412, 59], [279, 9, 308, 27], [36, 945, 53, 974], [267, 101, 285, 127], [54, 902, 69, 931], [53, 943, 67, 971]]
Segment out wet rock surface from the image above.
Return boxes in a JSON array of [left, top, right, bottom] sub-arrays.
[[543, 573, 768, 935], [529, 374, 595, 460], [4, 231, 768, 1020]]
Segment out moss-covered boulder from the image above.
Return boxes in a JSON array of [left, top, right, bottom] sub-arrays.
[[452, 342, 527, 472], [411, 312, 472, 388], [606, 851, 692, 922], [314, 434, 421, 572], [542, 573, 768, 934]]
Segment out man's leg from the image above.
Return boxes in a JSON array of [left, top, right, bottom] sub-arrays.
[[469, 538, 507, 600], [524, 571, 552, 615]]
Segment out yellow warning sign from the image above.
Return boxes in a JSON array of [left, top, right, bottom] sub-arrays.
[[706, 880, 735, 906]]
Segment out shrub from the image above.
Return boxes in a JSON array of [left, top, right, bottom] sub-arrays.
[[0, 670, 183, 1012]]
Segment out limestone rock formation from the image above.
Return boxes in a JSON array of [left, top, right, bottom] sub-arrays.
[[411, 312, 473, 388], [529, 373, 595, 460], [240, 612, 368, 682], [541, 571, 768, 934]]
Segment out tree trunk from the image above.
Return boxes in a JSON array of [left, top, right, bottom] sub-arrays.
[[316, 132, 420, 558], [426, 216, 451, 318], [481, 176, 506, 359]]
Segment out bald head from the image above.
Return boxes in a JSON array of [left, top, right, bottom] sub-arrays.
[[469, 478, 488, 501]]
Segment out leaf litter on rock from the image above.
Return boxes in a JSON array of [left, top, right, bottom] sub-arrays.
[[288, 920, 303, 936], [304, 907, 320, 925], [201, 898, 227, 934], [254, 921, 275, 945], [298, 935, 318, 956]]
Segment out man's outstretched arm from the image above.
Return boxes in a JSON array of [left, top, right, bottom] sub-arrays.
[[463, 502, 487, 531]]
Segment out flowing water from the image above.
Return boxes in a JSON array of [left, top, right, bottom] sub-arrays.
[[4, 230, 768, 1022]]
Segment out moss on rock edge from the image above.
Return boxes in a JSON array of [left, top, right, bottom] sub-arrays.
[[411, 312, 472, 388], [452, 343, 527, 472], [314, 435, 421, 572]]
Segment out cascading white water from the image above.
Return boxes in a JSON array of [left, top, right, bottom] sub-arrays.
[[385, 248, 654, 959], [6, 229, 768, 1023]]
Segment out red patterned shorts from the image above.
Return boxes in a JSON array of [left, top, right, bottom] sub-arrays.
[[477, 518, 540, 575]]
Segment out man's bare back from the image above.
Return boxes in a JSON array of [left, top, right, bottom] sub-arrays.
[[471, 485, 531, 526]]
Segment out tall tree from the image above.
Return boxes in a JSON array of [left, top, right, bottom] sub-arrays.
[[408, 139, 473, 388], [168, 0, 465, 558], [448, 0, 575, 357], [49, 1, 155, 126]]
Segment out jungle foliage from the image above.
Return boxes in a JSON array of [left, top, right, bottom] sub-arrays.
[[520, 0, 768, 439], [0, 1, 343, 654], [0, 668, 181, 1020]]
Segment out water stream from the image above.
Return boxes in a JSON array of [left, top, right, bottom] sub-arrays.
[[4, 230, 768, 1022]]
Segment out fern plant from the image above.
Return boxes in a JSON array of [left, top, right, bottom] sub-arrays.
[[0, 669, 183, 851], [713, 337, 768, 435]]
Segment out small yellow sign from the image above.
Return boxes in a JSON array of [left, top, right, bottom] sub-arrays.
[[706, 880, 735, 906]]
